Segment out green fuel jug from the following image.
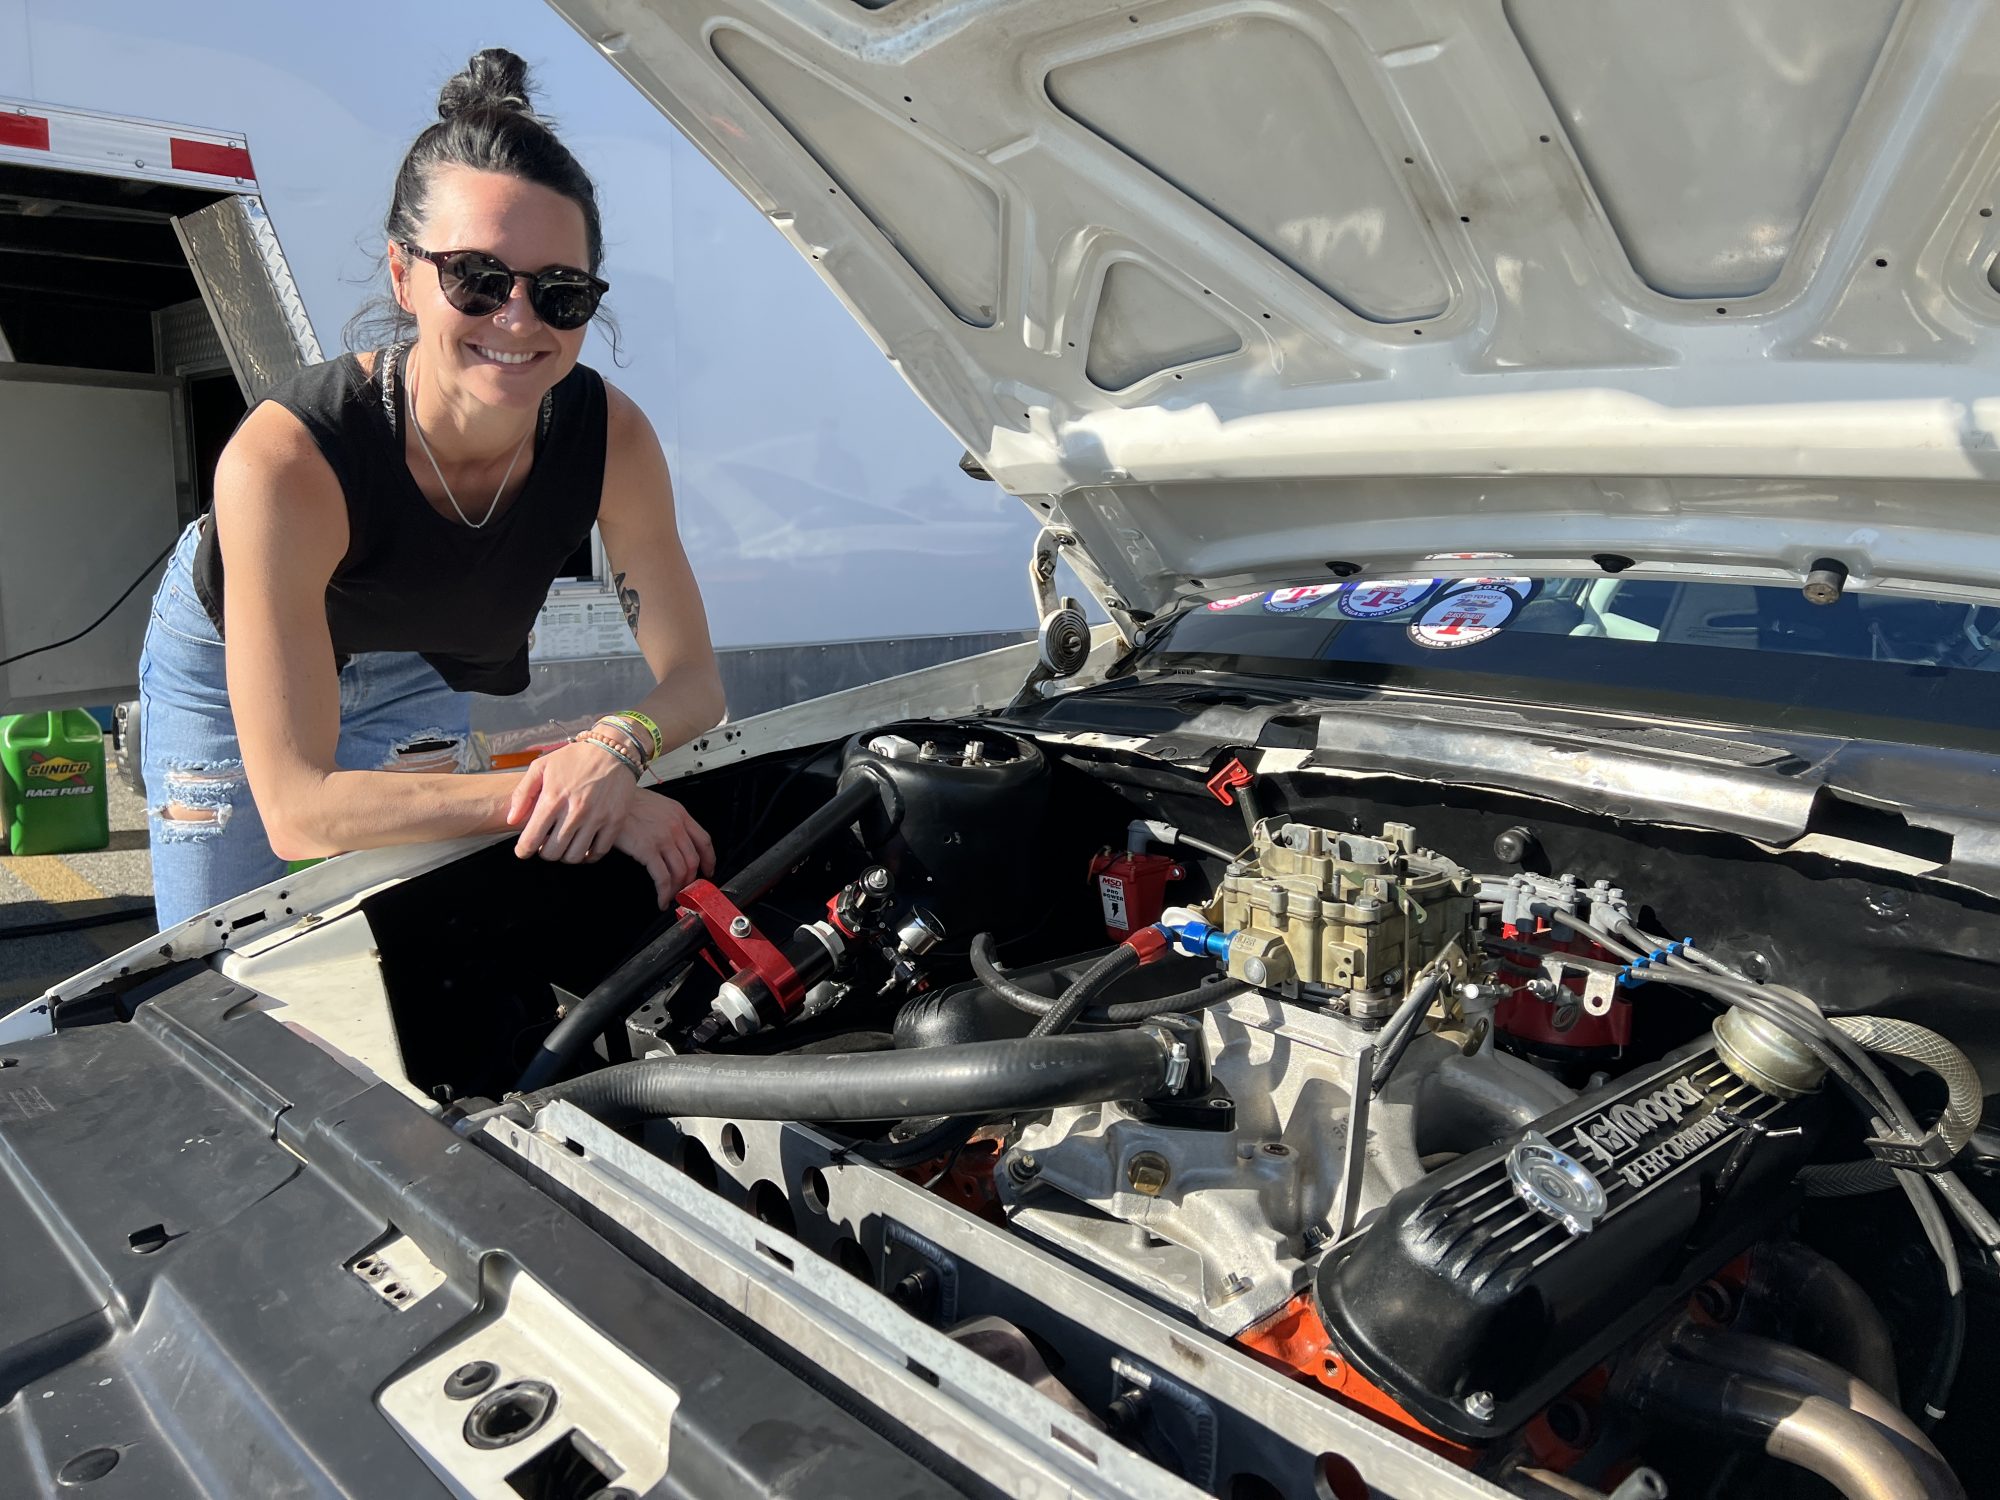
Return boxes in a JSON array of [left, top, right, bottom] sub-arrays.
[[0, 710, 111, 856]]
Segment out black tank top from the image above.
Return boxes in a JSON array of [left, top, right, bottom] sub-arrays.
[[192, 343, 607, 696]]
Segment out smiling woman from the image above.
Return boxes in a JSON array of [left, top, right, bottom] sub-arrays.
[[135, 48, 726, 931]]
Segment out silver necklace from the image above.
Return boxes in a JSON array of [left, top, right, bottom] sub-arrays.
[[406, 348, 532, 530]]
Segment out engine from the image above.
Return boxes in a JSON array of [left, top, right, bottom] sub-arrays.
[[994, 814, 1826, 1450], [456, 720, 1986, 1500]]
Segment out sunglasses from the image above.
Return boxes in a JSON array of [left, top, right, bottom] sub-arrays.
[[400, 243, 608, 331]]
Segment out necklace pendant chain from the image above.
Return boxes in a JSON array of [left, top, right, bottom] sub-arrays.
[[408, 348, 532, 529]]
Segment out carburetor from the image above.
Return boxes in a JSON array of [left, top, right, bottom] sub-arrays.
[[1197, 819, 1479, 1016]]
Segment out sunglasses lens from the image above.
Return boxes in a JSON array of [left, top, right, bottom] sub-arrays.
[[438, 252, 512, 316], [531, 276, 601, 331], [421, 246, 602, 329]]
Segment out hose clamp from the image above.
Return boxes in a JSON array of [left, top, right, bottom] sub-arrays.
[[1140, 1015, 1210, 1097], [1863, 1129, 1957, 1172]]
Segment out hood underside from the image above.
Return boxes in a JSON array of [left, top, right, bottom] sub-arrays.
[[551, 0, 2000, 618]]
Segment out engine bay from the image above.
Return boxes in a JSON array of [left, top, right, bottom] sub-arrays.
[[348, 714, 1999, 1500]]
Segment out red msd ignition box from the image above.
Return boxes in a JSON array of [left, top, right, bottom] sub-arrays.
[[1088, 849, 1184, 940], [1494, 918, 1633, 1052]]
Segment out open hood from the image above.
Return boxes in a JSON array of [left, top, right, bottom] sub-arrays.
[[550, 0, 2000, 622]]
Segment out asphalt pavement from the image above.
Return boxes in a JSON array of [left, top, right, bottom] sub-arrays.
[[0, 736, 157, 1006]]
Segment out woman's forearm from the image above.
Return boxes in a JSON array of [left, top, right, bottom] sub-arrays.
[[266, 654, 721, 861], [623, 657, 727, 761], [264, 766, 524, 861]]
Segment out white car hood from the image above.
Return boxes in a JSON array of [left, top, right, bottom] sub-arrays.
[[552, 0, 2000, 621]]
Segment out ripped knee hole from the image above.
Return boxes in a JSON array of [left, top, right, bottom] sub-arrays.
[[382, 731, 465, 774], [152, 764, 243, 835], [160, 802, 223, 824]]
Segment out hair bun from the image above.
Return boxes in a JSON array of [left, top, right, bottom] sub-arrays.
[[437, 48, 535, 121]]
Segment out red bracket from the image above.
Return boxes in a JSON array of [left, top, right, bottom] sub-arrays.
[[676, 879, 805, 1009], [1205, 757, 1254, 807], [825, 892, 857, 939]]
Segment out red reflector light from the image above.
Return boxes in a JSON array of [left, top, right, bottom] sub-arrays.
[[0, 113, 51, 151], [169, 137, 253, 180]]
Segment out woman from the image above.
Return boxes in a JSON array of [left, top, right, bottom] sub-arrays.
[[139, 49, 724, 929]]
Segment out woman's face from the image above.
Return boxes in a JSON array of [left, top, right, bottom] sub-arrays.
[[389, 165, 593, 413]]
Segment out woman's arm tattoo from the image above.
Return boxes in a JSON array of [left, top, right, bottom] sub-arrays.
[[614, 570, 641, 634]]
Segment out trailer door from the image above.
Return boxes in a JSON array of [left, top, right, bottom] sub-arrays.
[[0, 365, 183, 713], [0, 96, 319, 713]]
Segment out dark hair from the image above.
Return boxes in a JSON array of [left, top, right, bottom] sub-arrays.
[[344, 48, 615, 352]]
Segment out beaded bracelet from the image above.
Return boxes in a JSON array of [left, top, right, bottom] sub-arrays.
[[611, 708, 665, 760], [592, 716, 650, 763], [573, 731, 642, 779]]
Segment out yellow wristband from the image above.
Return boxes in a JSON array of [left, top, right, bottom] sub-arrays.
[[613, 709, 664, 759]]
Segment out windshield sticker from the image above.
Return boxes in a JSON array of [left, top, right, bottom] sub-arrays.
[[1206, 592, 1264, 612], [1409, 587, 1520, 650], [1336, 579, 1441, 619], [1450, 575, 1536, 597], [1263, 584, 1343, 614]]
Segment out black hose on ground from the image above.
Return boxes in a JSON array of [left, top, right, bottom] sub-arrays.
[[519, 1028, 1181, 1125], [968, 933, 1220, 1026], [1029, 941, 1143, 1038], [516, 772, 893, 1092], [0, 902, 155, 940]]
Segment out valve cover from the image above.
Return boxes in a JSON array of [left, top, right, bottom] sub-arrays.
[[1313, 1046, 1825, 1443]]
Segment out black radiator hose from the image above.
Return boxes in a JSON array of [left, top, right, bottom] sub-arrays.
[[969, 932, 1215, 1027], [517, 1028, 1184, 1125], [516, 772, 895, 1092]]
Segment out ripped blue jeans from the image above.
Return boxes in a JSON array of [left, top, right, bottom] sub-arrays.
[[139, 521, 472, 930]]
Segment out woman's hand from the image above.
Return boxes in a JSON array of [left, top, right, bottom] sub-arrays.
[[507, 739, 641, 863], [612, 792, 716, 906]]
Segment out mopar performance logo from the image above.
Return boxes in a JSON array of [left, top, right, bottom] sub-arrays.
[[1564, 1076, 1737, 1189]]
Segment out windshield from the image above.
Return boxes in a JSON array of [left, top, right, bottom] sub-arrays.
[[1142, 574, 2000, 749]]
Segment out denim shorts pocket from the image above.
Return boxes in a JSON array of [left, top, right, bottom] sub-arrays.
[[148, 582, 225, 648]]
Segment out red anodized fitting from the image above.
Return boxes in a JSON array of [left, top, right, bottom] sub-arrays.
[[676, 878, 806, 1012]]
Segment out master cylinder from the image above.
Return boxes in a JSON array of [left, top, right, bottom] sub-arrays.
[[1198, 819, 1479, 1017]]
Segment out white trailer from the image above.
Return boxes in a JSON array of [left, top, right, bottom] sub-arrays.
[[0, 0, 1045, 736], [0, 96, 318, 718]]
